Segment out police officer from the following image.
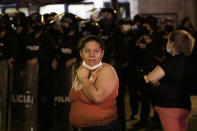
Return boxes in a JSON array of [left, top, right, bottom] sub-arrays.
[[97, 8, 120, 65], [12, 11, 28, 64], [0, 13, 18, 131], [56, 13, 82, 70], [0, 14, 18, 68], [57, 13, 81, 67], [43, 12, 62, 46], [24, 13, 56, 131], [51, 13, 81, 131]]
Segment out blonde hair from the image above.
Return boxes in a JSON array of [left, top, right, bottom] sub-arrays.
[[169, 30, 195, 56]]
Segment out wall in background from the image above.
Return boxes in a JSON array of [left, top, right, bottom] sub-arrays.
[[131, 0, 197, 29]]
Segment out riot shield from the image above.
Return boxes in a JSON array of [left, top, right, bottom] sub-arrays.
[[9, 63, 39, 131], [37, 65, 54, 131], [51, 64, 77, 131], [0, 61, 8, 131]]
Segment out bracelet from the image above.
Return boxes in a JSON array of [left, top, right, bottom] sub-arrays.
[[144, 75, 149, 83]]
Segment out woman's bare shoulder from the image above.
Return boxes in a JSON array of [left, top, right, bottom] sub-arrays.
[[99, 63, 117, 76]]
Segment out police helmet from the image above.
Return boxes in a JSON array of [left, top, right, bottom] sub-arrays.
[[12, 12, 26, 27], [29, 13, 42, 24], [82, 21, 101, 36], [60, 13, 79, 31], [0, 14, 11, 30], [60, 13, 78, 25], [98, 8, 117, 21]]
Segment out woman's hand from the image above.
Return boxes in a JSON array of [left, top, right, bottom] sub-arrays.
[[77, 65, 118, 103], [77, 66, 90, 82]]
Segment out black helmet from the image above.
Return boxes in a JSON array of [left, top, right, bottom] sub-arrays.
[[98, 8, 117, 21], [0, 14, 11, 31], [60, 13, 78, 25], [98, 8, 117, 30], [12, 11, 27, 27], [46, 12, 57, 25], [60, 13, 79, 32], [82, 21, 101, 36], [28, 13, 43, 32], [29, 13, 42, 24]]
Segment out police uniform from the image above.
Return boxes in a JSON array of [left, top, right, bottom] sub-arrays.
[[0, 29, 18, 131], [24, 31, 56, 131]]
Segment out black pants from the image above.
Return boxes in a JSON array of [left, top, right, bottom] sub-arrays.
[[73, 119, 121, 131]]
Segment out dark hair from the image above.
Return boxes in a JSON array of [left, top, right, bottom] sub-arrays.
[[181, 17, 190, 25], [78, 35, 105, 51], [143, 15, 158, 30], [119, 18, 133, 25], [169, 30, 195, 56], [133, 14, 144, 23]]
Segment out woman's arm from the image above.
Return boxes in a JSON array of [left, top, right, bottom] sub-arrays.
[[144, 65, 165, 87], [78, 66, 118, 103]]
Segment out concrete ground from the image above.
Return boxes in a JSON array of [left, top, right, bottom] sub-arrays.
[[125, 88, 197, 131]]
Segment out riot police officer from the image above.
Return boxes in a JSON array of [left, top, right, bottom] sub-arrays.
[[57, 12, 82, 69], [51, 13, 81, 131], [12, 11, 28, 64], [0, 13, 18, 131], [97, 8, 120, 65], [24, 12, 56, 131], [0, 14, 18, 68]]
